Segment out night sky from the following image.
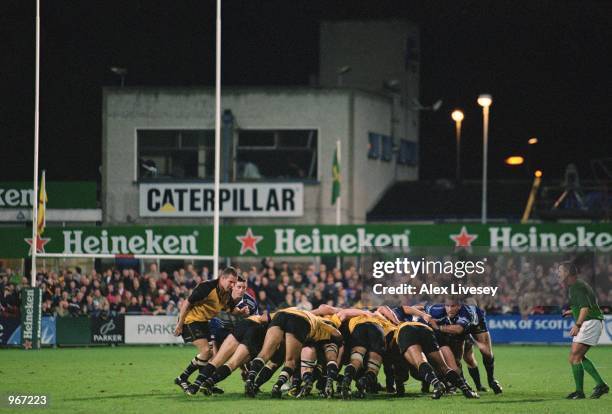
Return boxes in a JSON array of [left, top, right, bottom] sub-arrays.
[[2, 0, 611, 183]]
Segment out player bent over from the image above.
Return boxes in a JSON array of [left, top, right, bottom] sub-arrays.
[[338, 310, 395, 399], [173, 267, 249, 393], [394, 321, 478, 399], [558, 261, 609, 399], [291, 316, 343, 398], [187, 313, 271, 395], [245, 308, 342, 398]]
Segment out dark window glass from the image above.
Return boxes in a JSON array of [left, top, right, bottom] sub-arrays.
[[381, 135, 394, 162], [236, 130, 317, 180], [368, 133, 380, 159], [137, 129, 214, 180]]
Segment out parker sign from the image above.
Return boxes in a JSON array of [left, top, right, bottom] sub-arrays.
[[140, 183, 303, 218]]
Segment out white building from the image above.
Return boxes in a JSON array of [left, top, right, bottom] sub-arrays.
[[101, 20, 420, 226]]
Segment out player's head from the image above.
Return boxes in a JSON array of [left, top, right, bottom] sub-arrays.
[[558, 261, 577, 284], [218, 266, 238, 291], [232, 275, 247, 299], [444, 298, 461, 317]]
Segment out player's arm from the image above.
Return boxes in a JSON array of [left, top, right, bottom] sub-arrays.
[[377, 306, 400, 324], [312, 304, 340, 316], [570, 307, 590, 336], [437, 324, 465, 335], [337, 308, 370, 321], [403, 305, 434, 323], [174, 299, 192, 336]]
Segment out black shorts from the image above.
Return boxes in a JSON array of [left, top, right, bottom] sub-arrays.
[[182, 321, 210, 343], [234, 319, 268, 358], [350, 322, 385, 355], [434, 330, 465, 350], [397, 325, 440, 355], [270, 312, 310, 344]]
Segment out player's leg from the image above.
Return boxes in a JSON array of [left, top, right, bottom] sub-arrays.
[[340, 345, 366, 399], [271, 332, 303, 397], [176, 322, 211, 393], [203, 343, 251, 390], [428, 348, 478, 399], [246, 325, 283, 386], [463, 338, 486, 392], [322, 342, 341, 398], [360, 351, 382, 395], [567, 342, 589, 399], [192, 334, 240, 393], [402, 345, 446, 399], [473, 331, 502, 393], [293, 345, 317, 398]]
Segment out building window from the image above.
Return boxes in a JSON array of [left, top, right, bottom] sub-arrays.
[[368, 133, 380, 159], [381, 135, 394, 162], [398, 139, 418, 165], [137, 129, 214, 180], [236, 129, 317, 180]]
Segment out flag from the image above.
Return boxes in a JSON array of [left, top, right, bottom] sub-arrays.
[[331, 147, 341, 205], [37, 170, 47, 235]]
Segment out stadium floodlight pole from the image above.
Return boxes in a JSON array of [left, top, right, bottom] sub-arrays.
[[451, 109, 464, 183], [477, 94, 492, 224], [30, 0, 41, 288], [212, 0, 222, 278]]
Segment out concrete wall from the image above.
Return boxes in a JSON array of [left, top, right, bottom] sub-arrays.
[[102, 87, 417, 226]]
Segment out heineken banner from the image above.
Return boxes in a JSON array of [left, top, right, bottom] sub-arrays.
[[139, 182, 304, 218], [0, 223, 610, 258], [20, 288, 42, 349]]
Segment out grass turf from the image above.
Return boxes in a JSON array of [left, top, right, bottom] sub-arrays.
[[0, 345, 610, 414]]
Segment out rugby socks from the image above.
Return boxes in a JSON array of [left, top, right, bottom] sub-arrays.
[[291, 371, 302, 390], [274, 367, 294, 388], [418, 363, 441, 387], [326, 361, 339, 380], [247, 357, 265, 382], [180, 355, 207, 381], [255, 365, 274, 388], [344, 365, 357, 382], [482, 355, 496, 384], [445, 369, 471, 392], [572, 363, 585, 392], [581, 358, 604, 386], [210, 364, 232, 384], [193, 362, 217, 388], [468, 366, 483, 389]]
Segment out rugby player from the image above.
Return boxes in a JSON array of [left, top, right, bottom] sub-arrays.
[[461, 299, 501, 393], [187, 312, 275, 395], [209, 275, 258, 353], [173, 267, 249, 392], [245, 308, 343, 398], [337, 309, 396, 399], [558, 261, 609, 399]]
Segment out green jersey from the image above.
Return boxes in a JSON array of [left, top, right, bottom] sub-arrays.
[[568, 279, 604, 321]]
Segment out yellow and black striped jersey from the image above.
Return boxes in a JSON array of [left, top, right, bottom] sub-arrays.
[[323, 314, 342, 329], [277, 308, 339, 342], [184, 279, 234, 324], [348, 314, 396, 336]]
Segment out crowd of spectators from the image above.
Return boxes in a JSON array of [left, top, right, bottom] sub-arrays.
[[0, 255, 610, 319]]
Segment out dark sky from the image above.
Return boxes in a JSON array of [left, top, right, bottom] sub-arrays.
[[2, 0, 611, 183]]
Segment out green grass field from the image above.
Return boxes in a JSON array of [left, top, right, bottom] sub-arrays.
[[0, 345, 610, 414]]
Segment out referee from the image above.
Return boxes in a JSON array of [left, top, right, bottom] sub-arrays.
[[558, 261, 609, 399]]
